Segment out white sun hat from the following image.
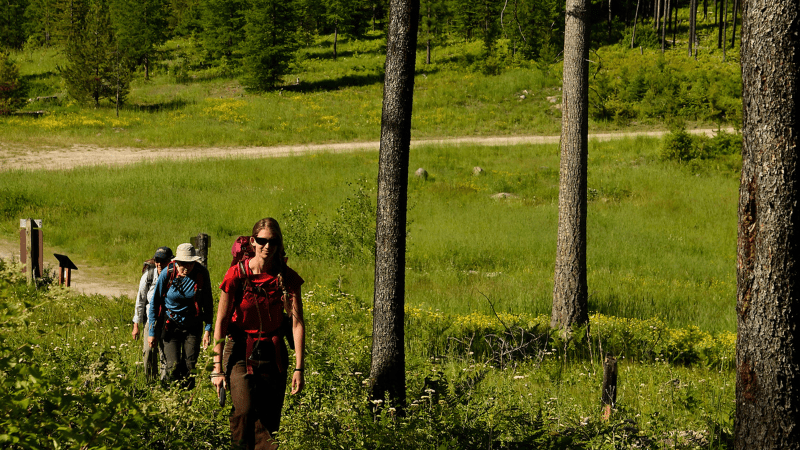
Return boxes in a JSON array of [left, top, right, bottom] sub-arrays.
[[172, 243, 202, 263]]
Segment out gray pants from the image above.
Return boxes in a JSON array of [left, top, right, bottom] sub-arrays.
[[142, 321, 166, 381], [162, 322, 202, 389]]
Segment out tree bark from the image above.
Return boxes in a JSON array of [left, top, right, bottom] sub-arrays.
[[736, 0, 800, 447], [370, 0, 420, 406], [729, 0, 737, 49], [631, 0, 640, 48], [722, 0, 727, 60], [661, 0, 668, 52], [333, 23, 339, 60], [552, 0, 590, 332]]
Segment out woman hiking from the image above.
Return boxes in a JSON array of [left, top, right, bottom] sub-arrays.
[[147, 243, 214, 388], [211, 217, 306, 450], [132, 246, 173, 381]]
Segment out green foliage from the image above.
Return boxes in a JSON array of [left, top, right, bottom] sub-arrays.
[[0, 53, 27, 115], [23, 0, 59, 48], [199, 0, 247, 62], [0, 0, 29, 49], [660, 127, 742, 163], [240, 0, 301, 91], [589, 47, 742, 126], [282, 180, 376, 271], [110, 0, 168, 78], [59, 0, 130, 106]]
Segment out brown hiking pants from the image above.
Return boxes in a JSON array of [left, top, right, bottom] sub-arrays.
[[224, 334, 289, 450]]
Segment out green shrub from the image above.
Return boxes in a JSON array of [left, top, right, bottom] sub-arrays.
[[660, 126, 696, 161], [0, 52, 26, 115]]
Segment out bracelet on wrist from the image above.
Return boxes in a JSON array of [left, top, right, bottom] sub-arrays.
[[294, 368, 303, 372]]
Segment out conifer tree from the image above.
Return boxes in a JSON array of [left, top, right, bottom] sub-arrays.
[[0, 52, 27, 114], [200, 0, 247, 62], [60, 0, 128, 106], [24, 0, 59, 47], [0, 0, 30, 49], [110, 0, 167, 79], [240, 0, 300, 91]]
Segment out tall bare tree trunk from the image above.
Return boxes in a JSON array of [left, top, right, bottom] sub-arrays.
[[552, 0, 590, 332], [370, 0, 420, 406], [689, 0, 696, 56], [661, 0, 668, 52], [717, 0, 724, 48], [334, 23, 339, 60], [735, 0, 800, 447], [729, 0, 738, 49], [722, 0, 727, 60], [654, 0, 661, 28], [631, 0, 641, 48]]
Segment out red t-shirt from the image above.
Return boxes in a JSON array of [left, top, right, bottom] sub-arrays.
[[219, 260, 304, 334]]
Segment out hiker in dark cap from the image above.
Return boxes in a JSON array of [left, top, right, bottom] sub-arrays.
[[212, 217, 306, 450], [132, 246, 173, 381], [148, 243, 214, 388]]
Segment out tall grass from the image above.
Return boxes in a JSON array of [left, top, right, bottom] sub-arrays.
[[0, 136, 738, 332]]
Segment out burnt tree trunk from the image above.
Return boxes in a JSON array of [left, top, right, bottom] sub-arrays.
[[369, 0, 420, 406], [552, 0, 590, 332], [735, 0, 800, 447]]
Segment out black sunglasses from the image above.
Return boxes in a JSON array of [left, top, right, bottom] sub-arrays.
[[253, 236, 280, 247]]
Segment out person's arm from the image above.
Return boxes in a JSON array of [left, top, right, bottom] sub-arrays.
[[201, 267, 213, 348], [211, 288, 235, 391], [287, 286, 305, 395], [132, 271, 150, 340], [147, 268, 168, 348]]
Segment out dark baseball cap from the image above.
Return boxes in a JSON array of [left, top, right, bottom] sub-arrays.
[[153, 246, 174, 261]]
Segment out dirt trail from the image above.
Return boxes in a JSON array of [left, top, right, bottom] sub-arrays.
[[0, 237, 136, 299], [0, 128, 731, 172], [0, 128, 733, 298]]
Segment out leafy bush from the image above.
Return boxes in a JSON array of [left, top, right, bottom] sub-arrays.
[[0, 52, 26, 115], [661, 127, 742, 163], [660, 126, 696, 161]]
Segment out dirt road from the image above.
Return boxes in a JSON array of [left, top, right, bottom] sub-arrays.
[[0, 128, 730, 172]]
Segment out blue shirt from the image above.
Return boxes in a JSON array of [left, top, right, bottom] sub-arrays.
[[148, 262, 213, 336]]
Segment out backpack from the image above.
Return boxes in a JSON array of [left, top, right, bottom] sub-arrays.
[[142, 259, 156, 282], [228, 236, 294, 350], [156, 261, 205, 329]]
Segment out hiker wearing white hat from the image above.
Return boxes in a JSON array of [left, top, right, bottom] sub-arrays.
[[147, 243, 214, 388]]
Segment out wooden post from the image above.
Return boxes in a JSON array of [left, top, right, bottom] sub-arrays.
[[191, 233, 210, 268], [601, 355, 618, 421], [20, 219, 43, 285]]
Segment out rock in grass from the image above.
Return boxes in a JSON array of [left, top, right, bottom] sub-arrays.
[[491, 192, 518, 199], [415, 168, 428, 180], [473, 166, 485, 176]]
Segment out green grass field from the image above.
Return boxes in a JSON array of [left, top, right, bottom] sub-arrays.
[[0, 136, 739, 333]]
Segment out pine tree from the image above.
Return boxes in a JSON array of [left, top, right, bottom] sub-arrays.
[[200, 0, 247, 62], [60, 0, 128, 107], [0, 52, 27, 114], [1, 0, 31, 49], [24, 0, 59, 47], [240, 0, 300, 91], [110, 0, 167, 79]]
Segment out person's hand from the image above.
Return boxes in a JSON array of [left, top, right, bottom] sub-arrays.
[[291, 370, 304, 395], [148, 336, 156, 349], [202, 331, 211, 349], [211, 371, 226, 391], [132, 323, 140, 340]]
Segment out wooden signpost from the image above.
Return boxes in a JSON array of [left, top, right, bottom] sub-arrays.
[[601, 354, 618, 421], [19, 219, 43, 285], [53, 254, 78, 287], [190, 233, 210, 268]]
